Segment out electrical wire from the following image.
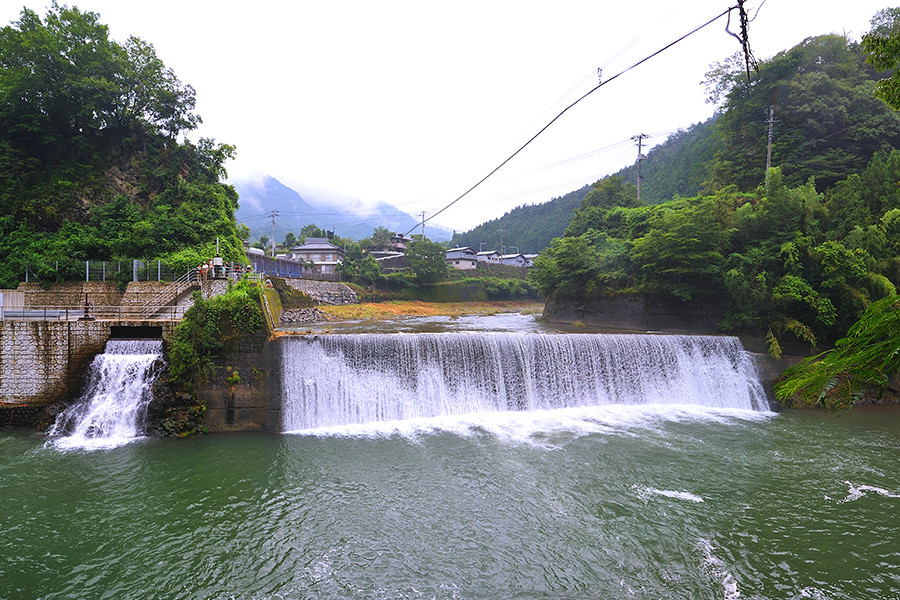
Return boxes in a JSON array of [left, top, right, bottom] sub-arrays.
[[404, 4, 741, 236]]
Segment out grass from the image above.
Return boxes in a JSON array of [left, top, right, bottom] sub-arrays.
[[319, 300, 545, 321]]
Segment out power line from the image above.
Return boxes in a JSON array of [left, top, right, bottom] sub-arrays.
[[404, 4, 742, 236]]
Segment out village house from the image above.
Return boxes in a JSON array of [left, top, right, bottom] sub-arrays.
[[289, 237, 345, 274], [476, 250, 500, 263], [445, 246, 478, 270], [499, 253, 527, 267]]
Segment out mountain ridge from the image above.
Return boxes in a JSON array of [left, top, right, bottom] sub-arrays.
[[232, 175, 451, 242]]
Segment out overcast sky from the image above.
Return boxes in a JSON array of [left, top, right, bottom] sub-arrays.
[[2, 1, 893, 232]]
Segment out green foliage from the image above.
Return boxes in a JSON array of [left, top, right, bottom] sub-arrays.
[[368, 226, 393, 251], [775, 295, 900, 409], [406, 238, 448, 285], [708, 34, 900, 193], [530, 233, 604, 298], [0, 4, 242, 288], [165, 281, 264, 388], [862, 8, 900, 110], [631, 197, 729, 301]]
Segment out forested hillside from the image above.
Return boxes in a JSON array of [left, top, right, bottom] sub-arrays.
[[449, 184, 590, 253], [0, 5, 244, 288], [533, 21, 900, 355]]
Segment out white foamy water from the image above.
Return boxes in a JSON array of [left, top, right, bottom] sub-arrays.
[[837, 481, 900, 503], [636, 485, 705, 502], [285, 402, 774, 445], [280, 332, 770, 432], [48, 339, 162, 450], [699, 539, 742, 600]]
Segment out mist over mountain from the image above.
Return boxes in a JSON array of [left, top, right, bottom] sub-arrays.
[[232, 176, 451, 242]]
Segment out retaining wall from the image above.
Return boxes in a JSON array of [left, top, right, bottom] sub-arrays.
[[198, 328, 282, 433], [0, 320, 177, 407]]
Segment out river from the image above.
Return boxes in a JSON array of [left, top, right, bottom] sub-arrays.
[[1, 314, 898, 599]]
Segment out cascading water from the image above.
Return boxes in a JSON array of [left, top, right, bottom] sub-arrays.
[[280, 332, 769, 431], [48, 339, 163, 449]]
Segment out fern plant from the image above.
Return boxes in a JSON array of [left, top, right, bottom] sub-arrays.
[[775, 295, 900, 410]]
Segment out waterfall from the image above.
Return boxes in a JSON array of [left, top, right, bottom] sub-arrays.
[[280, 332, 769, 431], [48, 339, 163, 449]]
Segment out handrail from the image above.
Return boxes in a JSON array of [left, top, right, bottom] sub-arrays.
[[0, 304, 188, 321], [139, 268, 200, 319]]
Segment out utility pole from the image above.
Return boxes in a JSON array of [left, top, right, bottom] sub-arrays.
[[765, 105, 776, 189], [269, 209, 279, 257], [499, 228, 505, 256], [632, 133, 649, 203], [419, 211, 426, 240]]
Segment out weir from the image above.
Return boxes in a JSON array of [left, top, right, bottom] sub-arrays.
[[48, 339, 163, 448], [280, 332, 769, 431]]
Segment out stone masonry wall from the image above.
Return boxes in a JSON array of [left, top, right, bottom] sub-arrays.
[[283, 279, 357, 305], [0, 320, 109, 405], [198, 328, 282, 433], [19, 281, 124, 310], [0, 320, 177, 407]]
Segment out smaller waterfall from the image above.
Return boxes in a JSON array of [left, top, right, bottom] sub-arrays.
[[48, 339, 163, 450]]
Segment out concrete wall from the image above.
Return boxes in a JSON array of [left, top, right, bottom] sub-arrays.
[[0, 320, 177, 407], [198, 329, 282, 433], [543, 293, 724, 334]]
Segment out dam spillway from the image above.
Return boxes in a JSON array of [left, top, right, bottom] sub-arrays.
[[280, 332, 769, 431]]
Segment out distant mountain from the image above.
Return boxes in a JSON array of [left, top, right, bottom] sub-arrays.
[[232, 176, 451, 242], [449, 184, 591, 254]]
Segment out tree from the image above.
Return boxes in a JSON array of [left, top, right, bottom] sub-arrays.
[[299, 224, 326, 241], [0, 3, 243, 288], [369, 226, 393, 251], [406, 238, 447, 284], [530, 234, 602, 298], [862, 8, 900, 110]]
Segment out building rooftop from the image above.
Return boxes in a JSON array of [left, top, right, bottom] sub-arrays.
[[291, 238, 343, 253]]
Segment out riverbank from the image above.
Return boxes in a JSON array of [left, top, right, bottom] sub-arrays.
[[317, 300, 545, 321]]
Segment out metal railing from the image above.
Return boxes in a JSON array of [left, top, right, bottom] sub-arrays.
[[139, 268, 200, 319], [0, 304, 188, 322]]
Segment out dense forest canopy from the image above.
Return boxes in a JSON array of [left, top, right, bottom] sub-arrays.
[[615, 34, 900, 203], [0, 3, 243, 288]]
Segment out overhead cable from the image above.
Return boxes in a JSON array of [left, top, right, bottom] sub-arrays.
[[405, 4, 744, 236]]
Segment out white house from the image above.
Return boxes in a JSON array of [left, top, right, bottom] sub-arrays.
[[476, 250, 500, 263], [290, 237, 345, 274], [523, 253, 539, 268], [499, 253, 527, 267], [445, 247, 478, 270]]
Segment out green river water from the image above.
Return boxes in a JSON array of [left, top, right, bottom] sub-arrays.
[[1, 405, 898, 599]]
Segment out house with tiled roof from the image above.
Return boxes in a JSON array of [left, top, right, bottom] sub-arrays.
[[289, 238, 345, 274]]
